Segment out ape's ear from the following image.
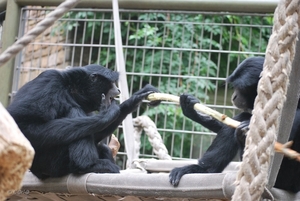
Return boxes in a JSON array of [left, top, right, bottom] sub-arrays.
[[89, 73, 98, 82]]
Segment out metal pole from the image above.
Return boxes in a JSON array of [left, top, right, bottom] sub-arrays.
[[112, 0, 136, 167], [0, 1, 20, 106], [15, 0, 278, 13]]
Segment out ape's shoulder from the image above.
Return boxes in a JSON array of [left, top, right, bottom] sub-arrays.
[[7, 69, 70, 118], [11, 69, 62, 97], [35, 69, 64, 84]]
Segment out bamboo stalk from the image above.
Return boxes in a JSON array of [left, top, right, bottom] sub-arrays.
[[147, 93, 240, 128], [147, 92, 300, 162]]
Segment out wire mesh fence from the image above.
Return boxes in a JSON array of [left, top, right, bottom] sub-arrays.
[[11, 7, 273, 169]]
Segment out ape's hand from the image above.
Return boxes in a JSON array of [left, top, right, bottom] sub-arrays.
[[99, 94, 120, 122], [180, 94, 200, 118], [169, 164, 208, 187], [180, 93, 224, 133], [235, 120, 250, 144], [132, 84, 161, 106], [119, 84, 160, 114]]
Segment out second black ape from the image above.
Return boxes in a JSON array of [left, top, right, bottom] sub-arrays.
[[169, 57, 300, 193], [7, 64, 159, 179]]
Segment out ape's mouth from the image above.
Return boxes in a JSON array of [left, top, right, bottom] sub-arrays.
[[103, 85, 120, 106], [109, 97, 114, 104], [105, 95, 118, 106]]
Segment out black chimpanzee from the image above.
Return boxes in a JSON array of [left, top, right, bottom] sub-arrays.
[[7, 64, 160, 179], [169, 57, 300, 193]]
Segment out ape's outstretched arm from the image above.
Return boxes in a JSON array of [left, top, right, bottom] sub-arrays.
[[95, 84, 160, 141]]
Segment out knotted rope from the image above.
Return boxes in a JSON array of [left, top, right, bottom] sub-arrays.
[[133, 116, 172, 160], [232, 0, 300, 200], [0, 0, 81, 68]]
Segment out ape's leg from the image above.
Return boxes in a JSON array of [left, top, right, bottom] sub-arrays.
[[68, 137, 120, 174], [97, 142, 115, 163], [30, 147, 70, 179]]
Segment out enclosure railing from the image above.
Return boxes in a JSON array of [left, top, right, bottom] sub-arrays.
[[0, 0, 279, 106]]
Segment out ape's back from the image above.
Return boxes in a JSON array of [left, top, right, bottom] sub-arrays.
[[7, 69, 74, 125]]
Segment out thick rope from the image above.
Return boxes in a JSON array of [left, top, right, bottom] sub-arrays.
[[133, 116, 172, 160], [232, 0, 300, 200], [0, 0, 81, 68], [0, 103, 34, 201]]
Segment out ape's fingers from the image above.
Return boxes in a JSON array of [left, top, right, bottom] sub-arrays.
[[148, 100, 161, 107]]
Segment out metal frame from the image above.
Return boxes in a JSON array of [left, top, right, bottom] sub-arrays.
[[0, 0, 278, 106]]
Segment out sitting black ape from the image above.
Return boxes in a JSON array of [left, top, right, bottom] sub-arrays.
[[169, 57, 300, 193], [7, 64, 159, 179]]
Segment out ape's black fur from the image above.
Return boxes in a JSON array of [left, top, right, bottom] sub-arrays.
[[7, 64, 159, 179], [169, 57, 300, 193]]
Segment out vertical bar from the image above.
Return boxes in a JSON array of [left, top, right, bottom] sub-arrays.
[[215, 15, 224, 112], [0, 0, 20, 106], [11, 7, 26, 96], [105, 14, 112, 68], [112, 0, 136, 167], [79, 14, 87, 66], [88, 12, 96, 64], [63, 10, 71, 67], [189, 133, 194, 158], [199, 134, 203, 157], [70, 14, 78, 66], [224, 25, 233, 114], [248, 17, 253, 51]]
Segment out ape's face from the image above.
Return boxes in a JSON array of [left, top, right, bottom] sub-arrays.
[[231, 87, 257, 113], [226, 57, 264, 113], [102, 82, 120, 107], [231, 88, 249, 111]]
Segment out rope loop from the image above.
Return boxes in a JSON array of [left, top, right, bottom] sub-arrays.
[[133, 116, 172, 160]]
